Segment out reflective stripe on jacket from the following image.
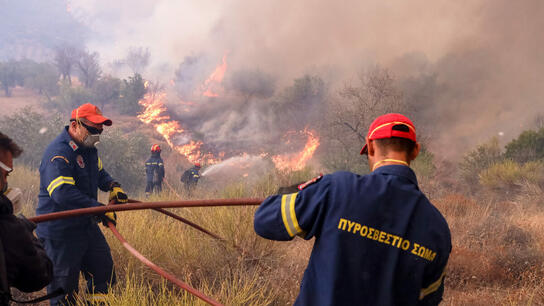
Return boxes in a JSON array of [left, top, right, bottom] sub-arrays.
[[254, 165, 452, 306], [36, 127, 114, 239]]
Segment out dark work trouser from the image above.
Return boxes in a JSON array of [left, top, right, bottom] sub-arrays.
[[40, 226, 116, 306], [145, 181, 162, 194]]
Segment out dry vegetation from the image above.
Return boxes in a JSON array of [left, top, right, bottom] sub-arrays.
[[9, 157, 544, 305]]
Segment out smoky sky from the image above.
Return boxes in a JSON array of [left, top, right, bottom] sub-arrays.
[[5, 0, 544, 159]]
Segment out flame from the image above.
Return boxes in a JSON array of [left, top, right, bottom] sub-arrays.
[[137, 92, 169, 124], [138, 86, 219, 164], [272, 128, 320, 171], [202, 54, 228, 97]]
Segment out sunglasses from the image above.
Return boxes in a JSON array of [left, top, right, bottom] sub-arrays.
[[80, 121, 103, 135], [0, 161, 12, 173]]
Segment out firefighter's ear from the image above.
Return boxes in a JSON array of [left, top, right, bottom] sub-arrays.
[[409, 142, 421, 162], [367, 139, 376, 157]]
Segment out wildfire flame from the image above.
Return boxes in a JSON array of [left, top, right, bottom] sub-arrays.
[[138, 88, 215, 164], [272, 128, 320, 171], [202, 54, 227, 97], [137, 53, 321, 172]]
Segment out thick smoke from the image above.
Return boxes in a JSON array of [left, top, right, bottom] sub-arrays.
[[5, 0, 544, 160]]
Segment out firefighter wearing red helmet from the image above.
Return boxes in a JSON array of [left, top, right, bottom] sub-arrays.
[[180, 162, 201, 194], [145, 144, 165, 196]]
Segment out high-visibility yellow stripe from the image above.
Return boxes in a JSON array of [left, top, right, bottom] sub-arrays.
[[47, 176, 75, 196], [288, 192, 303, 235], [48, 180, 75, 196], [98, 158, 103, 171], [419, 270, 446, 300], [369, 121, 415, 139], [46, 176, 73, 192], [281, 193, 304, 237], [281, 194, 294, 237]]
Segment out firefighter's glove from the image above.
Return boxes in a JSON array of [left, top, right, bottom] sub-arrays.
[[98, 211, 117, 227], [276, 182, 304, 195], [109, 182, 128, 204]]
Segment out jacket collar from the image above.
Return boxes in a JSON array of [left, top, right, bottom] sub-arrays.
[[372, 164, 418, 187], [60, 126, 95, 153]]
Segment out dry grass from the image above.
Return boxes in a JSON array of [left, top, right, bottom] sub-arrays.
[[8, 163, 544, 305]]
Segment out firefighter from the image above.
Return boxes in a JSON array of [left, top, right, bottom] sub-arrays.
[[35, 103, 128, 305], [145, 144, 165, 196], [254, 113, 451, 305], [180, 163, 201, 192], [0, 132, 52, 305]]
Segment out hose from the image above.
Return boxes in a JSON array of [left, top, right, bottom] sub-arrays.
[[29, 198, 264, 223]]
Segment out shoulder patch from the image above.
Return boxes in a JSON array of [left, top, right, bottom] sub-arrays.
[[69, 140, 79, 151], [50, 155, 70, 164], [298, 174, 323, 190]]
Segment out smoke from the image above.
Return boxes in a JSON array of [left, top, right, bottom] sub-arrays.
[[5, 0, 544, 160]]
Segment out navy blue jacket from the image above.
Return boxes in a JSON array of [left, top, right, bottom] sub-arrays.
[[36, 127, 115, 239], [254, 165, 451, 306], [180, 167, 200, 186], [145, 153, 165, 183]]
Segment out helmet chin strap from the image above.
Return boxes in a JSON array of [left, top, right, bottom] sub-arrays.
[[372, 159, 409, 171]]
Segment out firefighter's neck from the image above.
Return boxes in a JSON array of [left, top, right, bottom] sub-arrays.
[[369, 146, 410, 172]]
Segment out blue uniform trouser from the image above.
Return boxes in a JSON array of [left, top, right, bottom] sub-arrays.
[[145, 181, 162, 194], [40, 226, 116, 305]]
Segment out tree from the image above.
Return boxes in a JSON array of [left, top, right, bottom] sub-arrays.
[[23, 62, 59, 102], [76, 51, 102, 88], [92, 76, 121, 110], [330, 67, 404, 145], [118, 73, 147, 115], [53, 81, 93, 110], [0, 61, 24, 97], [227, 69, 276, 103], [504, 128, 544, 164], [275, 75, 327, 132], [322, 67, 405, 172], [54, 45, 80, 85], [125, 47, 150, 74]]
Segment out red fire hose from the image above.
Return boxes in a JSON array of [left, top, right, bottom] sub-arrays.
[[128, 199, 228, 242], [107, 221, 223, 306], [29, 198, 264, 306], [29, 198, 263, 223]]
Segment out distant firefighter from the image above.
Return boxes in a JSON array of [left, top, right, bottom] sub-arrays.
[[145, 144, 165, 196], [181, 163, 201, 192]]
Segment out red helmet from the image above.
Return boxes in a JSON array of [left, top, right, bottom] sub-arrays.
[[194, 162, 201, 168], [151, 144, 161, 152]]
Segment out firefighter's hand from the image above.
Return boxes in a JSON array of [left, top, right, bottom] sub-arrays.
[[276, 182, 304, 194], [98, 211, 117, 227], [109, 183, 128, 204]]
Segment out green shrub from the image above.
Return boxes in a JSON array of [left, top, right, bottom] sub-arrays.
[[0, 107, 64, 167], [0, 108, 150, 193], [504, 128, 544, 163], [49, 81, 94, 110], [118, 73, 147, 115], [96, 128, 151, 193], [479, 160, 544, 191], [460, 137, 503, 189]]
